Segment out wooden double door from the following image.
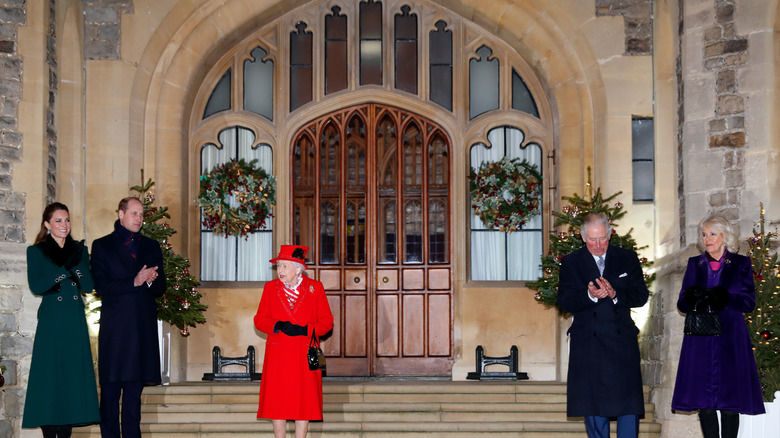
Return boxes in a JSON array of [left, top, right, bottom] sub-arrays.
[[292, 103, 452, 376]]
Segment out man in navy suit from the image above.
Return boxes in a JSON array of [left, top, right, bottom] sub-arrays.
[[557, 213, 649, 438], [91, 197, 166, 438]]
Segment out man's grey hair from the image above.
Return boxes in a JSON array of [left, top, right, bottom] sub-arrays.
[[580, 213, 612, 239]]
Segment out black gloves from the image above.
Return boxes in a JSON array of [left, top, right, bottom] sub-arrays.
[[708, 285, 730, 311], [273, 321, 308, 336], [683, 285, 730, 311], [64, 247, 82, 270], [683, 286, 708, 308]]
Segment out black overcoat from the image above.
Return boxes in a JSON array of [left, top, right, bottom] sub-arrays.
[[557, 245, 649, 418], [91, 221, 166, 385]]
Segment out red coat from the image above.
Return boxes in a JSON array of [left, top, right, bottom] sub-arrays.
[[254, 275, 334, 420]]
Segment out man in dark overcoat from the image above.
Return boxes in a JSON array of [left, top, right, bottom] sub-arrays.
[[91, 197, 166, 438], [557, 213, 649, 438]]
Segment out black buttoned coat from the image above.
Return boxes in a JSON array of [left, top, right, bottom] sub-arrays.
[[91, 223, 166, 385], [557, 245, 649, 418]]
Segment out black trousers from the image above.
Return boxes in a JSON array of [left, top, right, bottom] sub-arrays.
[[99, 381, 144, 438]]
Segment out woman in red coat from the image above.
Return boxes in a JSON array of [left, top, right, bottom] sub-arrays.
[[254, 245, 334, 438]]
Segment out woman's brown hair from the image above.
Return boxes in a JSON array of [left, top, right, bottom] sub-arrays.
[[34, 202, 70, 244]]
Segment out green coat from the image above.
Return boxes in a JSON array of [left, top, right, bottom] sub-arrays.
[[22, 238, 101, 428]]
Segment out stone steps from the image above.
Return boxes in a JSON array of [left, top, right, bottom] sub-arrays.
[[71, 380, 662, 437]]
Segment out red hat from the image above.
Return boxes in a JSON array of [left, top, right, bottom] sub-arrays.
[[270, 245, 309, 270]]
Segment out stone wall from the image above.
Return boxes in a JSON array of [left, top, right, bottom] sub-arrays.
[[0, 1, 27, 436], [0, 0, 26, 243]]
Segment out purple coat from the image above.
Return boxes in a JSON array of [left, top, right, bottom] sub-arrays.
[[671, 252, 765, 415]]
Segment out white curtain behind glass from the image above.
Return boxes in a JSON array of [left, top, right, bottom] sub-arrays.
[[201, 126, 273, 281], [470, 126, 543, 281]]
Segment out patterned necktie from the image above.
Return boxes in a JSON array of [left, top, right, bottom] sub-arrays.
[[597, 256, 605, 276]]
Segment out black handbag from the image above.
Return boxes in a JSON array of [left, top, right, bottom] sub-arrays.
[[307, 331, 326, 371], [684, 304, 721, 336]]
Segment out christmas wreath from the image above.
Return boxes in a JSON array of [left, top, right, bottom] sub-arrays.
[[469, 156, 542, 232], [198, 158, 276, 238]]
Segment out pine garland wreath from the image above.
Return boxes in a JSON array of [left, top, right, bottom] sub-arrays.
[[745, 203, 780, 401], [527, 179, 655, 313], [132, 179, 207, 336], [198, 158, 276, 238], [469, 156, 543, 232]]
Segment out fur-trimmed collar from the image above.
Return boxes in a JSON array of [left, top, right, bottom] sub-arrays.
[[36, 234, 82, 267]]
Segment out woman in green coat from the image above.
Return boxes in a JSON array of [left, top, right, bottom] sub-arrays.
[[22, 203, 100, 438]]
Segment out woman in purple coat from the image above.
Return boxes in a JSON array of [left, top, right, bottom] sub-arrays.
[[672, 215, 764, 438]]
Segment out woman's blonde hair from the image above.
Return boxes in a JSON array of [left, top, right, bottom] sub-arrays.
[[698, 214, 740, 254]]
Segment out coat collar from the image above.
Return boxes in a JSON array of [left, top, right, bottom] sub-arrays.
[[275, 274, 316, 321]]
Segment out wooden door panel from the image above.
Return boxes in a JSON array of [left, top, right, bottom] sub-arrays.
[[344, 294, 367, 356], [320, 269, 341, 290], [376, 269, 398, 290], [428, 294, 451, 356], [344, 269, 366, 290], [402, 294, 425, 356], [376, 294, 399, 356], [323, 295, 341, 355], [402, 269, 424, 290], [428, 268, 450, 290]]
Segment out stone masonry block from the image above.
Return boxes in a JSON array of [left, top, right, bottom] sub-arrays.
[[704, 41, 725, 58], [724, 169, 744, 188], [0, 207, 22, 226], [716, 70, 736, 93], [0, 56, 21, 79], [716, 95, 744, 115], [1, 130, 21, 147], [6, 227, 23, 242], [709, 118, 726, 133], [724, 53, 748, 66], [709, 191, 727, 207], [98, 23, 120, 40], [0, 421, 10, 438], [709, 131, 745, 148], [0, 335, 32, 356], [84, 7, 118, 24], [704, 57, 724, 70], [715, 3, 734, 23], [723, 39, 748, 54], [0, 287, 22, 312], [0, 40, 15, 54], [703, 26, 722, 42], [2, 98, 17, 116], [0, 7, 26, 25], [0, 175, 10, 190], [0, 78, 21, 100], [726, 116, 744, 130], [3, 388, 23, 421], [0, 145, 20, 161], [0, 312, 15, 332], [0, 23, 15, 39], [86, 40, 119, 60], [0, 360, 16, 386]]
